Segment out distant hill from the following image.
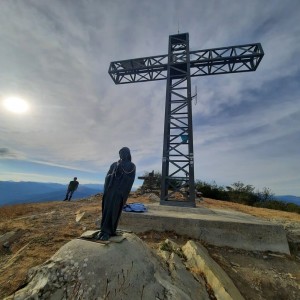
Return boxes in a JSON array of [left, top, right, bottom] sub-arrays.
[[0, 181, 103, 206], [274, 195, 300, 206]]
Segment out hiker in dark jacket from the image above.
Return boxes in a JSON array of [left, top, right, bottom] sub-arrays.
[[97, 147, 136, 241], [64, 177, 79, 201]]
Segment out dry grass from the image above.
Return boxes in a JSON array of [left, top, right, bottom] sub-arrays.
[[201, 198, 300, 222], [0, 196, 101, 298]]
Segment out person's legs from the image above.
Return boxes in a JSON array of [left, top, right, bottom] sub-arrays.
[[64, 190, 70, 201], [68, 190, 74, 201]]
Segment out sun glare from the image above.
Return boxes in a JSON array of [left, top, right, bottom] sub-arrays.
[[3, 97, 29, 114]]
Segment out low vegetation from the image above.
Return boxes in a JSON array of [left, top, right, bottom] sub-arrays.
[[142, 171, 300, 214], [195, 180, 300, 214]]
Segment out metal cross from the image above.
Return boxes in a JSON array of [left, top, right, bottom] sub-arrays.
[[109, 33, 264, 207]]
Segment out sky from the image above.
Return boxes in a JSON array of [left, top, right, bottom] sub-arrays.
[[0, 0, 300, 196]]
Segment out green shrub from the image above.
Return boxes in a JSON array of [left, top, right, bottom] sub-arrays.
[[195, 179, 300, 214], [254, 200, 300, 214], [143, 171, 300, 214], [195, 180, 229, 201]]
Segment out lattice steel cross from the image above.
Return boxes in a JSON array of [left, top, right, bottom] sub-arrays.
[[109, 33, 264, 207]]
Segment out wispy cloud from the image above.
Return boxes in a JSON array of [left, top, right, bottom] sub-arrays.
[[0, 148, 16, 158], [0, 0, 299, 195]]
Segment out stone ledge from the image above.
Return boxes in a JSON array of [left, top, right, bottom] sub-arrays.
[[119, 204, 290, 254], [182, 240, 245, 300]]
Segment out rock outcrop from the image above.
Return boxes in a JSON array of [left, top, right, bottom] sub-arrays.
[[7, 233, 212, 300]]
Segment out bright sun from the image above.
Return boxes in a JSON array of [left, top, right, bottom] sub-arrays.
[[3, 97, 29, 114]]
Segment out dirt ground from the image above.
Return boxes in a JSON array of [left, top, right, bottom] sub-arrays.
[[0, 194, 299, 299]]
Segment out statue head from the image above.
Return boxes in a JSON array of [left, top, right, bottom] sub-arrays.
[[119, 147, 131, 162]]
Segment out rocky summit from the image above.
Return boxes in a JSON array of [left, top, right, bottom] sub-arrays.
[[1, 194, 300, 299], [6, 233, 213, 300]]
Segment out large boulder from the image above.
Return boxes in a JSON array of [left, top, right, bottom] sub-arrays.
[[8, 233, 209, 300]]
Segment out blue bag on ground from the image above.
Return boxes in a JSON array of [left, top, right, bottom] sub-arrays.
[[123, 203, 147, 212]]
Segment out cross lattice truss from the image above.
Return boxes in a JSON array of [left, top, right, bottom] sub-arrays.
[[108, 33, 264, 207], [109, 43, 264, 84], [160, 34, 195, 206], [162, 75, 194, 203]]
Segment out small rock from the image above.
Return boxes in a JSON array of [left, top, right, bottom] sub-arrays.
[[0, 231, 17, 244], [230, 261, 240, 267], [76, 212, 86, 222], [287, 273, 296, 279], [2, 241, 10, 249], [268, 253, 285, 258], [148, 194, 160, 202]]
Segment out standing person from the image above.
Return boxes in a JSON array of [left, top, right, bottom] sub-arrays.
[[97, 147, 136, 241], [64, 177, 79, 201]]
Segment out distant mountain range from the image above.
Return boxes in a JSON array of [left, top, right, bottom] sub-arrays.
[[274, 195, 300, 206], [1, 181, 299, 208], [0, 181, 103, 206]]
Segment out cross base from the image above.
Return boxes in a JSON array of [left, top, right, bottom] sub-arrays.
[[160, 200, 196, 208]]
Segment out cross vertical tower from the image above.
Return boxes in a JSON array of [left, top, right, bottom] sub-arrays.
[[108, 33, 264, 207], [161, 33, 195, 206]]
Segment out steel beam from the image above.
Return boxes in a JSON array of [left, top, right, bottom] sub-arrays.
[[160, 33, 195, 206], [108, 43, 263, 84]]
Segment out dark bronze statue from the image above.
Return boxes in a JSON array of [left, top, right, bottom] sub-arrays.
[[97, 147, 136, 241]]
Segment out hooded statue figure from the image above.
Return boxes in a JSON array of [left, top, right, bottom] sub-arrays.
[[98, 147, 136, 241]]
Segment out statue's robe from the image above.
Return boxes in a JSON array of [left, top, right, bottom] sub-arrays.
[[101, 147, 136, 236]]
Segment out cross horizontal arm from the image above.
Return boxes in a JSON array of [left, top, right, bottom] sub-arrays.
[[108, 43, 264, 84], [108, 54, 168, 84], [190, 43, 264, 77]]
